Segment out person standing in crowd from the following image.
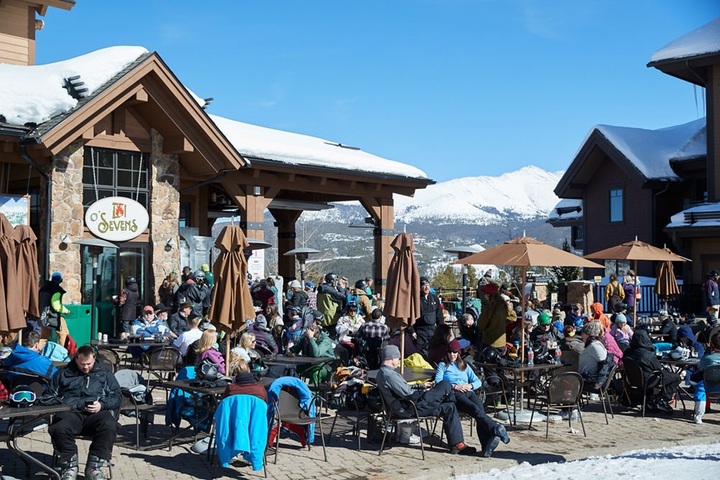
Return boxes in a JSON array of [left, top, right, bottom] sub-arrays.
[[622, 270, 637, 321], [158, 271, 180, 313], [175, 272, 205, 319], [116, 276, 140, 335], [4, 330, 57, 380], [36, 271, 70, 334], [435, 339, 510, 457], [704, 271, 719, 310], [352, 279, 373, 318], [49, 345, 121, 480], [304, 281, 317, 309], [364, 277, 374, 298], [200, 263, 214, 289], [286, 280, 308, 309], [478, 283, 517, 352], [317, 272, 347, 331], [181, 266, 192, 283], [604, 274, 625, 314], [413, 277, 444, 349], [376, 345, 477, 456]]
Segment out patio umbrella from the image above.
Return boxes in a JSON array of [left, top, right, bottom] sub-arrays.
[[454, 237, 604, 364], [0, 213, 24, 334], [655, 256, 680, 311], [14, 224, 40, 319], [207, 225, 256, 365], [585, 239, 690, 321], [384, 233, 421, 372]]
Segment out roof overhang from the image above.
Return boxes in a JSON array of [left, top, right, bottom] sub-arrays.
[[647, 52, 720, 86]]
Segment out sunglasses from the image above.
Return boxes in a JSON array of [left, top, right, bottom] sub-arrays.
[[10, 390, 37, 406], [449, 350, 460, 354], [144, 311, 154, 315]]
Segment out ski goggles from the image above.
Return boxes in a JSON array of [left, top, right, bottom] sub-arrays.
[[9, 389, 37, 407]]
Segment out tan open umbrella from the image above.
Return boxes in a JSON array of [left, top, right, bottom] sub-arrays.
[[585, 239, 690, 321], [454, 237, 604, 364], [0, 213, 24, 335], [14, 224, 40, 319], [384, 233, 421, 372], [207, 225, 256, 364]]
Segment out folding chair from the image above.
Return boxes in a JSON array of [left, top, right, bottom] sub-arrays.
[[114, 369, 167, 449], [529, 371, 586, 438], [142, 346, 181, 400], [270, 389, 332, 463]]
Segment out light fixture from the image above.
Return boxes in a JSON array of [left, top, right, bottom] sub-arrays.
[[268, 199, 334, 211], [284, 247, 320, 285], [252, 185, 263, 197], [165, 238, 174, 252], [59, 234, 69, 250]]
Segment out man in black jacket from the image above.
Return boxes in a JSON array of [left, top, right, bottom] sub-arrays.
[[413, 277, 444, 349], [49, 345, 121, 480]]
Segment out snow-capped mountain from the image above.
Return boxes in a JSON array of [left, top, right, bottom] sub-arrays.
[[304, 165, 564, 225]]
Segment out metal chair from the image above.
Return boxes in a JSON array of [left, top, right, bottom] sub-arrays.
[[96, 348, 120, 373], [377, 391, 439, 460], [478, 367, 511, 414], [327, 367, 370, 450], [142, 346, 181, 400], [529, 371, 586, 438], [114, 369, 167, 449], [270, 389, 332, 463], [704, 364, 720, 405], [621, 358, 663, 418]]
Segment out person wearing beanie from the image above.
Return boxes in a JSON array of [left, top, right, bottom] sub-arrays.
[[529, 311, 563, 360], [609, 313, 633, 350], [435, 339, 510, 457], [200, 263, 214, 288], [36, 271, 71, 338], [375, 344, 477, 456]]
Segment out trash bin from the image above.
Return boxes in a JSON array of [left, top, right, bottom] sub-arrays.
[[64, 304, 95, 347]]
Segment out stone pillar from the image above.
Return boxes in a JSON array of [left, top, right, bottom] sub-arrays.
[[49, 142, 85, 303], [149, 129, 180, 302]]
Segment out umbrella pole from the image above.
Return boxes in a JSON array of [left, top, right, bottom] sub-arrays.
[[226, 335, 230, 369], [633, 260, 638, 324], [400, 330, 405, 374]]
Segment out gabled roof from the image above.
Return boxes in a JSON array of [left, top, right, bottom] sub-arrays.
[[554, 118, 706, 198], [648, 16, 720, 86], [547, 198, 582, 226]]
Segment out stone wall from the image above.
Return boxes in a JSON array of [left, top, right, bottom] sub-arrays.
[[48, 142, 85, 303], [149, 128, 180, 303]]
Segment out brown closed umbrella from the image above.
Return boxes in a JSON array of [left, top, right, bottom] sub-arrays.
[[455, 237, 604, 364], [585, 239, 690, 321], [14, 224, 40, 319], [384, 233, 421, 372], [207, 225, 256, 363], [0, 213, 24, 335], [654, 247, 684, 311]]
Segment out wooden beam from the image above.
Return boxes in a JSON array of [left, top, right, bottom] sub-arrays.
[[163, 135, 194, 154], [82, 126, 94, 140], [129, 88, 149, 104]]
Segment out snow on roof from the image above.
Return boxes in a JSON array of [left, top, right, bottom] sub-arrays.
[[595, 117, 706, 181], [0, 46, 428, 181], [209, 114, 428, 179], [547, 198, 582, 221], [651, 16, 720, 63], [0, 46, 149, 125], [667, 202, 720, 229]]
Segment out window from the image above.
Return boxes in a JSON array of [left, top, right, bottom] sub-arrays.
[[83, 148, 149, 209], [609, 188, 623, 223]]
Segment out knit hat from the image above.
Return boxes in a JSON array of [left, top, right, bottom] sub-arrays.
[[614, 313, 627, 324], [448, 339, 461, 352], [51, 272, 63, 283], [382, 345, 401, 361]]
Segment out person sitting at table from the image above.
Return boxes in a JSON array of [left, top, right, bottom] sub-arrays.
[[427, 323, 455, 365], [590, 302, 611, 330], [288, 324, 334, 359], [247, 313, 278, 354], [231, 331, 256, 363], [530, 312, 562, 357], [435, 339, 510, 457], [600, 321, 624, 366], [609, 313, 633, 350], [691, 332, 720, 424], [3, 330, 57, 381], [559, 324, 585, 355], [169, 302, 193, 338], [336, 302, 365, 351], [173, 314, 203, 363], [696, 306, 718, 346], [677, 325, 705, 358], [623, 328, 679, 413], [196, 329, 226, 375], [49, 344, 121, 480], [131, 305, 170, 339], [658, 310, 678, 343], [578, 321, 609, 391], [223, 354, 267, 402], [376, 344, 477, 456], [564, 303, 585, 328]]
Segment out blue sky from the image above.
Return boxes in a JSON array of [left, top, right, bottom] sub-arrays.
[[38, 1, 720, 182]]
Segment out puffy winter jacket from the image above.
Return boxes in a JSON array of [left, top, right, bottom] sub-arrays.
[[50, 358, 121, 413]]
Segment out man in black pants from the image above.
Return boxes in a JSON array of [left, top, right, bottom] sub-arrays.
[[375, 345, 476, 455], [49, 345, 121, 480]]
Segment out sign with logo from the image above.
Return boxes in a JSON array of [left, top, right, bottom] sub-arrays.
[[85, 196, 149, 242]]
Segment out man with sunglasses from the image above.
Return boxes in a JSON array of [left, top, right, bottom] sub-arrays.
[[49, 345, 121, 480]]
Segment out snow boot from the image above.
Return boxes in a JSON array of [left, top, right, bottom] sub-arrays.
[[694, 401, 706, 424], [84, 454, 108, 480]]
